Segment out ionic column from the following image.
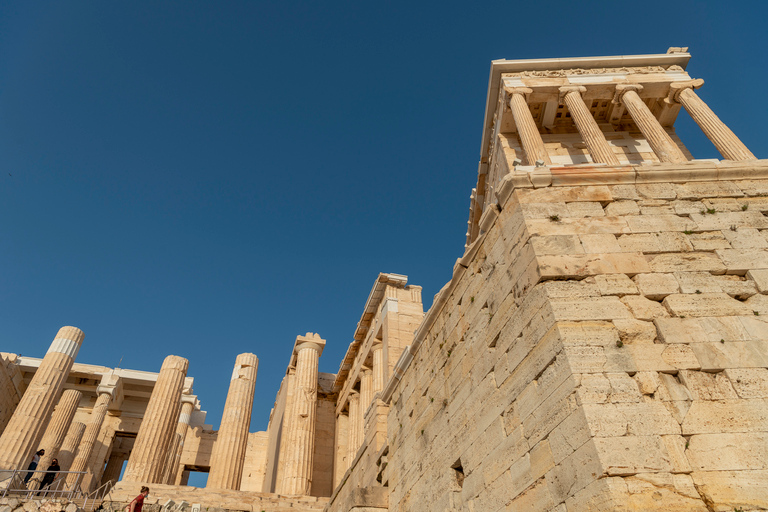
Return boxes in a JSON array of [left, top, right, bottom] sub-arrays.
[[100, 453, 126, 485], [506, 87, 551, 165], [58, 422, 86, 471], [614, 84, 687, 163], [281, 335, 324, 495], [66, 391, 111, 487], [161, 395, 196, 484], [360, 369, 373, 419], [0, 327, 84, 472], [346, 393, 360, 467], [207, 353, 259, 490], [30, 389, 82, 488], [668, 80, 757, 161], [560, 86, 620, 165], [123, 355, 189, 483], [372, 345, 385, 395]]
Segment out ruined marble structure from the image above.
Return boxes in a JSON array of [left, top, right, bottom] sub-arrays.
[[2, 48, 768, 511]]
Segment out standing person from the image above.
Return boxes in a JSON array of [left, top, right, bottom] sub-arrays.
[[127, 487, 150, 512], [24, 449, 45, 485], [38, 458, 60, 493]]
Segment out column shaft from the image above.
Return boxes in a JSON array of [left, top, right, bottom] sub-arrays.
[[507, 88, 551, 165], [281, 347, 319, 495], [360, 370, 373, 420], [617, 86, 687, 163], [207, 353, 259, 490], [372, 348, 385, 395], [30, 389, 82, 488], [677, 87, 756, 161], [58, 422, 86, 471], [561, 87, 620, 165], [161, 400, 195, 484], [346, 394, 360, 468], [0, 327, 84, 471], [123, 355, 188, 483], [66, 392, 111, 487]]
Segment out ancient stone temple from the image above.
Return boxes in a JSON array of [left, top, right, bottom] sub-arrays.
[[2, 48, 768, 512]]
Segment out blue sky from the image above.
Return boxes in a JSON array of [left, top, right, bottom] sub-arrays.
[[1, 0, 766, 445]]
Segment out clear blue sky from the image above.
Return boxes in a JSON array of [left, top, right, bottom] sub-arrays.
[[2, 1, 766, 440]]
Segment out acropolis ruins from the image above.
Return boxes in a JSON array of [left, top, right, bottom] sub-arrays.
[[2, 48, 767, 511]]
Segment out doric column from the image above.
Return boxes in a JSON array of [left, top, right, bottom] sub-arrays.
[[346, 393, 360, 467], [207, 353, 259, 490], [123, 355, 188, 483], [614, 84, 687, 163], [100, 453, 126, 485], [372, 345, 385, 395], [360, 369, 373, 419], [506, 87, 551, 165], [0, 327, 84, 472], [30, 389, 82, 488], [66, 391, 111, 488], [281, 335, 324, 495], [668, 80, 757, 161], [58, 422, 86, 471], [560, 86, 620, 165], [161, 395, 196, 484]]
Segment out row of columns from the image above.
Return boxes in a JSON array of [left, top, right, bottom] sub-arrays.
[[505, 80, 755, 166]]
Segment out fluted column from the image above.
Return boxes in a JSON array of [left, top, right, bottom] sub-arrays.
[[123, 355, 189, 483], [506, 87, 551, 165], [100, 453, 126, 485], [372, 345, 385, 395], [30, 389, 82, 488], [208, 353, 259, 490], [66, 391, 111, 487], [560, 86, 620, 165], [668, 80, 757, 161], [346, 393, 360, 468], [360, 369, 373, 419], [0, 327, 84, 472], [58, 422, 86, 471], [161, 396, 196, 484], [281, 334, 324, 495], [614, 84, 687, 163]]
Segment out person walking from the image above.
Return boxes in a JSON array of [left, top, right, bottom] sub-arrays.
[[126, 487, 150, 512], [24, 449, 45, 486]]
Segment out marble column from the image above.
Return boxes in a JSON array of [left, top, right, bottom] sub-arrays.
[[669, 80, 756, 161], [560, 86, 620, 165], [334, 412, 349, 482], [614, 84, 687, 163], [30, 389, 82, 488], [281, 335, 324, 495], [360, 369, 373, 419], [207, 353, 259, 490], [58, 422, 86, 471], [506, 87, 551, 165], [161, 396, 196, 485], [66, 392, 111, 487], [372, 345, 385, 395], [0, 326, 84, 472], [346, 393, 360, 469], [123, 355, 188, 483], [100, 453, 126, 485]]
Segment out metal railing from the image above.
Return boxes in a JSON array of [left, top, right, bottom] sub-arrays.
[[80, 479, 114, 511], [0, 468, 86, 500]]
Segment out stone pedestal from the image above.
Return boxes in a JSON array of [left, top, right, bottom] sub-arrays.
[[614, 84, 687, 163], [66, 392, 111, 487], [30, 389, 82, 488], [669, 81, 756, 161], [0, 326, 84, 472], [507, 87, 551, 165], [207, 353, 259, 490], [58, 422, 86, 471], [123, 355, 189, 483], [560, 86, 620, 165], [161, 396, 196, 484], [281, 334, 324, 495]]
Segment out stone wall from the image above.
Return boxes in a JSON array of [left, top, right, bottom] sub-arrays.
[[385, 166, 768, 511], [0, 497, 81, 512]]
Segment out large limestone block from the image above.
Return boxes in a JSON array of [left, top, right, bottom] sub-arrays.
[[647, 253, 726, 274], [625, 215, 696, 233], [593, 435, 673, 476], [747, 268, 768, 293], [674, 271, 723, 294], [674, 181, 744, 199], [687, 432, 768, 471], [537, 253, 650, 279], [723, 227, 768, 249], [691, 469, 768, 511], [637, 183, 677, 200], [594, 274, 637, 296], [541, 280, 600, 298], [633, 273, 679, 300], [526, 216, 630, 237], [567, 201, 605, 218], [604, 200, 640, 216], [682, 399, 768, 434], [691, 211, 768, 231], [613, 319, 657, 344], [715, 248, 768, 274], [655, 317, 752, 344], [581, 402, 680, 437], [579, 234, 623, 254], [516, 185, 612, 204], [687, 231, 731, 251], [521, 202, 570, 219], [688, 341, 768, 371], [678, 370, 737, 400], [529, 235, 584, 255], [662, 293, 753, 318], [621, 295, 670, 321], [724, 368, 768, 398], [550, 296, 633, 321]]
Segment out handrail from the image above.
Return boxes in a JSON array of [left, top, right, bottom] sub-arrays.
[[0, 468, 86, 500], [81, 479, 114, 511]]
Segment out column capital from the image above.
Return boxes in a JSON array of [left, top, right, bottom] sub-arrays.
[[504, 86, 533, 100], [97, 371, 123, 409], [293, 332, 326, 357], [181, 393, 198, 406], [666, 79, 705, 104], [613, 83, 644, 104], [558, 85, 587, 103]]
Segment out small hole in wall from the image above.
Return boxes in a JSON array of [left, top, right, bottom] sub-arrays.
[[451, 458, 465, 488], [488, 332, 499, 348]]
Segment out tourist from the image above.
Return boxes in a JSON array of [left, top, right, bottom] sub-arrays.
[[23, 449, 45, 485], [127, 486, 150, 512], [38, 458, 59, 493]]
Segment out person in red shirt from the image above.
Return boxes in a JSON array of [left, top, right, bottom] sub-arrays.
[[128, 487, 149, 512]]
